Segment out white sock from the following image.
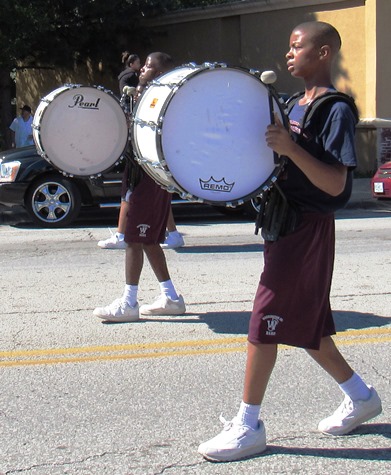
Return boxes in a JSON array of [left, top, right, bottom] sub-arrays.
[[236, 401, 261, 430], [159, 280, 178, 301], [122, 284, 138, 307], [339, 372, 371, 401], [116, 232, 125, 241]]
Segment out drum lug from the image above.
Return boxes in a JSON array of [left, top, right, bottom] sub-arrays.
[[180, 191, 200, 202], [134, 118, 158, 131], [202, 62, 227, 69], [150, 79, 179, 91], [249, 69, 261, 77], [183, 62, 199, 69], [152, 161, 166, 172], [64, 83, 82, 89]]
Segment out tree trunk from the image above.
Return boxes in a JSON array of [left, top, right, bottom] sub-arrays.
[[0, 69, 14, 151]]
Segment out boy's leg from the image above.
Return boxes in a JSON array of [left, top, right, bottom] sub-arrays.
[[117, 199, 129, 234], [125, 242, 144, 284], [307, 336, 382, 435], [143, 243, 170, 282], [161, 207, 184, 249], [306, 335, 353, 383], [243, 342, 277, 404], [140, 243, 185, 315], [97, 200, 129, 249], [198, 342, 276, 462], [92, 242, 143, 322]]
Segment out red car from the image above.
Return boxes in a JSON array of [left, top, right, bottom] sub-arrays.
[[371, 161, 391, 199]]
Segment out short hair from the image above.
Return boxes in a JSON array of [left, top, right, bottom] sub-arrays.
[[148, 52, 174, 72], [295, 21, 342, 53]]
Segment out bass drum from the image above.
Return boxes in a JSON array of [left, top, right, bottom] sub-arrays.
[[131, 63, 287, 205], [32, 84, 129, 176]]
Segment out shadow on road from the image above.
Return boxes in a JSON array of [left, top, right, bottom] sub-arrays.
[[176, 243, 263, 254], [334, 310, 391, 332], [132, 310, 391, 336], [264, 424, 391, 460]]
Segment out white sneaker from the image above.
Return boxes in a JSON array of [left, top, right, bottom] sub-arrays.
[[318, 386, 382, 435], [93, 298, 139, 322], [139, 294, 186, 316], [198, 415, 267, 462], [160, 231, 184, 249], [98, 230, 127, 249]]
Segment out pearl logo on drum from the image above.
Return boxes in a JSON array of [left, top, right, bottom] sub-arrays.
[[199, 177, 234, 193], [68, 94, 101, 110]]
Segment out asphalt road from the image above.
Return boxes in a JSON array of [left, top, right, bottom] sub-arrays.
[[0, 204, 390, 474]]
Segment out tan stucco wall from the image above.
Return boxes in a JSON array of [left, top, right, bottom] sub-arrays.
[[141, 1, 369, 115], [17, 62, 118, 115]]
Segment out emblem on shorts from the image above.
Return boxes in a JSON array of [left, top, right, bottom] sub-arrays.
[[137, 224, 150, 237], [262, 315, 283, 336], [199, 177, 234, 193]]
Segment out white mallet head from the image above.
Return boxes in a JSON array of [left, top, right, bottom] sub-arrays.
[[260, 70, 277, 85]]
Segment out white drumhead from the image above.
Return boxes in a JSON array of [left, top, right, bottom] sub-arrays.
[[160, 67, 283, 203], [33, 85, 128, 176]]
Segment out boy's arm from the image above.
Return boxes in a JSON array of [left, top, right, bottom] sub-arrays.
[[265, 116, 347, 196]]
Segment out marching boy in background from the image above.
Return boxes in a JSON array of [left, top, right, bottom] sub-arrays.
[[198, 21, 382, 462], [93, 52, 186, 322]]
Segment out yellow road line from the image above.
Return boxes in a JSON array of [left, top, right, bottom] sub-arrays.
[[0, 336, 246, 358], [0, 328, 390, 368]]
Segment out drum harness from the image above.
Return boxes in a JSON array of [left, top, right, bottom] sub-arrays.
[[255, 91, 359, 242], [120, 87, 144, 194]]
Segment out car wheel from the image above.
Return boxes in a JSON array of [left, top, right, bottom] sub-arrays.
[[242, 197, 261, 219], [25, 176, 81, 227]]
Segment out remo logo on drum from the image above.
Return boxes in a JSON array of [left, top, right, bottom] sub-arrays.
[[199, 177, 235, 193]]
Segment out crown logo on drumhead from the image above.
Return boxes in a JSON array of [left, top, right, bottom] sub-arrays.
[[199, 177, 234, 193]]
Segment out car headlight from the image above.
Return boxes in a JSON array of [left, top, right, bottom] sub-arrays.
[[0, 160, 21, 183]]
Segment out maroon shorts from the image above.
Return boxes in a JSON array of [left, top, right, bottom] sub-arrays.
[[248, 212, 336, 350], [124, 173, 171, 244]]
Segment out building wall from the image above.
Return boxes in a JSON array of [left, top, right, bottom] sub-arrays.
[[141, 0, 369, 115]]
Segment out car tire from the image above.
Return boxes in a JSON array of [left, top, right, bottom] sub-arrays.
[[242, 197, 261, 219], [25, 176, 82, 227]]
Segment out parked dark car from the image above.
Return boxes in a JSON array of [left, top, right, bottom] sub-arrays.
[[0, 145, 259, 227]]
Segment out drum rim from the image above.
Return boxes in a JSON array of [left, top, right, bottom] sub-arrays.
[[131, 64, 289, 204], [33, 84, 129, 177]]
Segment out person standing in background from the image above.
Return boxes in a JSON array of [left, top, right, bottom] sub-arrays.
[[118, 52, 141, 95], [9, 105, 34, 148], [94, 52, 186, 322], [97, 51, 184, 251]]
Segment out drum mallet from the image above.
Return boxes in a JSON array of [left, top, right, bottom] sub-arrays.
[[121, 86, 137, 114]]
